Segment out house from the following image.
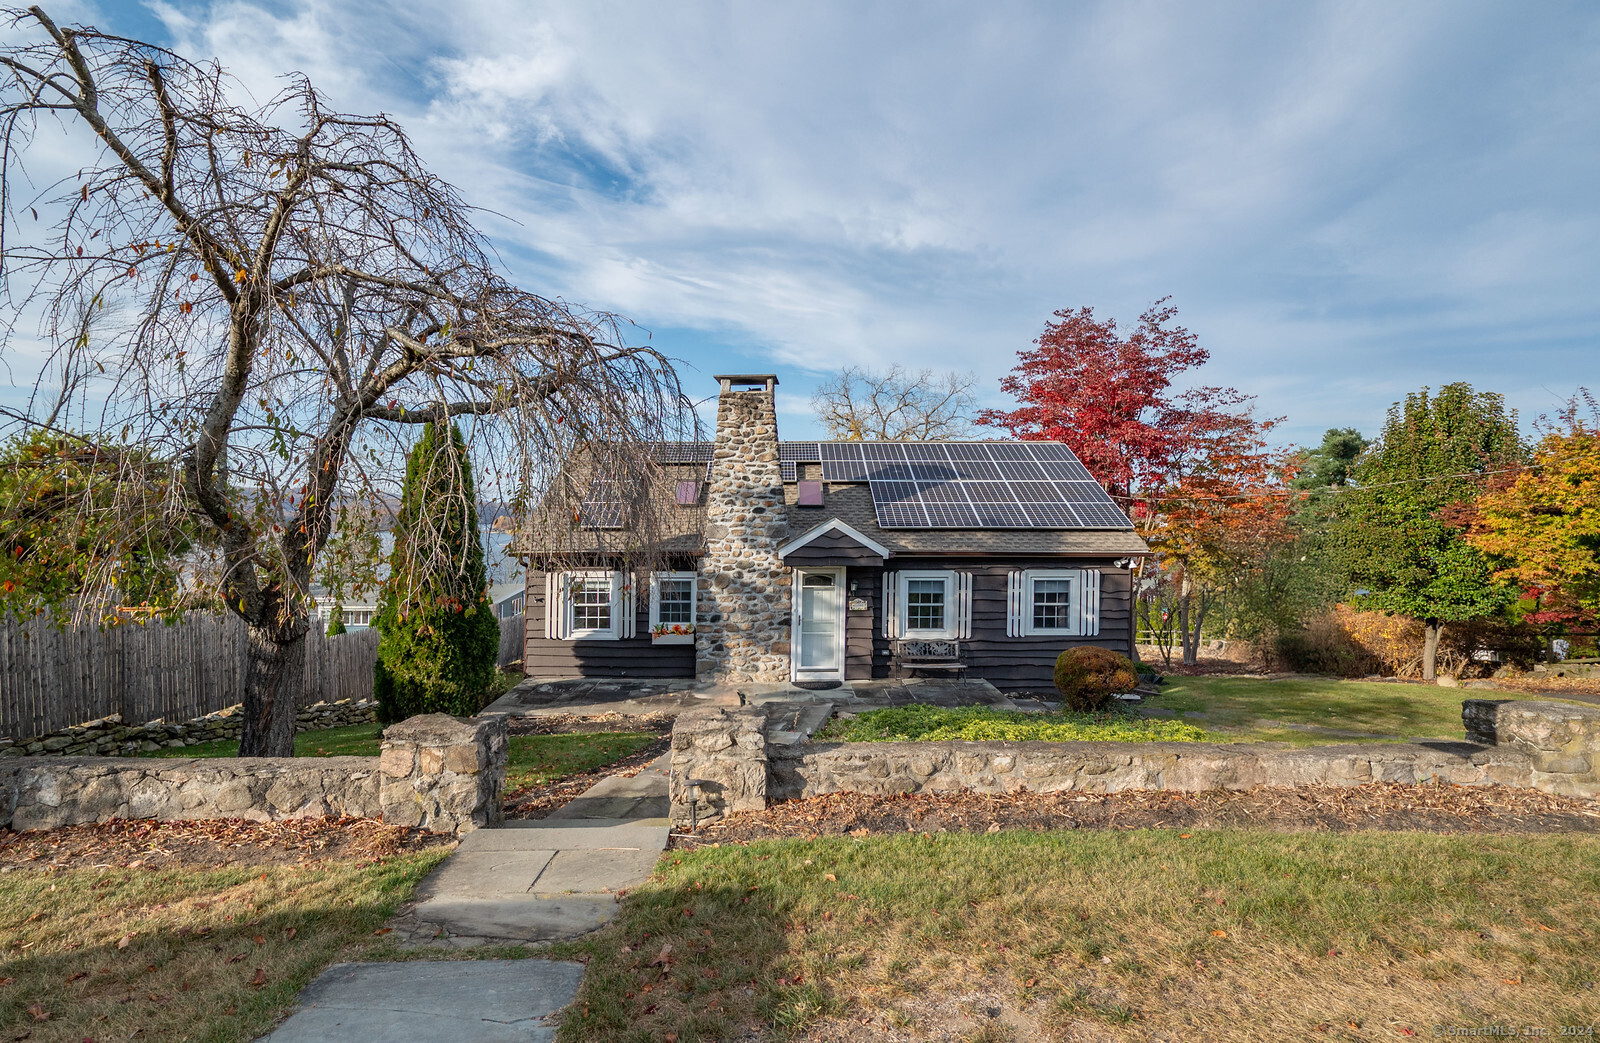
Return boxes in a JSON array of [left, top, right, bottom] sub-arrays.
[[311, 527, 526, 630], [517, 374, 1149, 692]]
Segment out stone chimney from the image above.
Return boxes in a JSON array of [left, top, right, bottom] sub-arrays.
[[696, 375, 791, 683]]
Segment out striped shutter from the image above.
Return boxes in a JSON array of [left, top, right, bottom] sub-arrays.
[[955, 572, 973, 639], [1006, 571, 1023, 637], [546, 572, 571, 640], [1078, 568, 1101, 637], [882, 572, 898, 639], [614, 572, 635, 639]]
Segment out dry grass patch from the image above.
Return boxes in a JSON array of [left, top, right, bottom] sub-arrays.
[[0, 848, 450, 1041], [556, 830, 1600, 1042]]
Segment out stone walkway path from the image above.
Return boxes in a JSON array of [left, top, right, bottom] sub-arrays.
[[262, 751, 672, 1040]]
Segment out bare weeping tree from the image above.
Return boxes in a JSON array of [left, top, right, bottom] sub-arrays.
[[0, 7, 693, 755], [811, 364, 979, 441]]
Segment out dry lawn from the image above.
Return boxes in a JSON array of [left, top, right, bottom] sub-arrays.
[[0, 848, 451, 1041], [556, 829, 1600, 1042]]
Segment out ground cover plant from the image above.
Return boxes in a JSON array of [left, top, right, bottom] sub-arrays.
[[1137, 675, 1590, 745], [556, 828, 1600, 1042], [0, 844, 451, 1042], [819, 704, 1206, 743]]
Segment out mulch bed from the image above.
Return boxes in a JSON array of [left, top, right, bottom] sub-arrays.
[[0, 816, 455, 872], [503, 735, 671, 819], [672, 784, 1600, 849]]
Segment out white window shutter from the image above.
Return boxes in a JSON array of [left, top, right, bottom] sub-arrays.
[[648, 573, 660, 631], [1006, 571, 1022, 637], [956, 572, 972, 639], [544, 572, 556, 639], [614, 572, 635, 639], [1080, 568, 1101, 637], [550, 572, 572, 640], [882, 571, 898, 639]]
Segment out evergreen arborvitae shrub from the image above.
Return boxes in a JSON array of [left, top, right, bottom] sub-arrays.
[[373, 421, 501, 723], [1053, 646, 1139, 711], [325, 607, 347, 636]]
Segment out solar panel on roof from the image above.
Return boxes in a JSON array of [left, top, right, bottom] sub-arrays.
[[653, 441, 713, 463], [1071, 501, 1136, 528], [829, 440, 1134, 529], [780, 461, 797, 482], [579, 478, 628, 529], [780, 442, 820, 462], [818, 442, 869, 482]]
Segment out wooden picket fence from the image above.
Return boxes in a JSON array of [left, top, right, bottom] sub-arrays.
[[0, 614, 380, 742]]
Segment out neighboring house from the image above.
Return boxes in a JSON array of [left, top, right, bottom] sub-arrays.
[[516, 374, 1149, 692], [311, 527, 524, 630]]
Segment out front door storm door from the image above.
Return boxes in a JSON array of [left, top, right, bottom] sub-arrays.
[[793, 569, 844, 680]]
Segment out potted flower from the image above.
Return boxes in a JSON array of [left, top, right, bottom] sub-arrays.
[[650, 622, 696, 644]]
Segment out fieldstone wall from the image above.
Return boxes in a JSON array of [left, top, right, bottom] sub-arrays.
[[667, 699, 1600, 823], [770, 739, 1535, 799], [1, 757, 381, 832], [697, 377, 791, 684], [0, 699, 377, 759], [1463, 699, 1600, 798], [378, 714, 508, 833], [669, 706, 768, 826], [0, 712, 507, 834]]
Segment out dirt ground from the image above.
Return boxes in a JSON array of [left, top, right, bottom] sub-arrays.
[[672, 784, 1600, 849], [0, 816, 455, 872]]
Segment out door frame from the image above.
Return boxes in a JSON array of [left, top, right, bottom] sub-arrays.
[[790, 566, 846, 682]]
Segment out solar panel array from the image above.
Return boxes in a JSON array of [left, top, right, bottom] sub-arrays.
[[819, 442, 1130, 530], [578, 478, 628, 529], [650, 439, 1128, 530]]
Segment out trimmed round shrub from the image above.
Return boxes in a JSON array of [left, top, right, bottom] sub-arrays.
[[1053, 646, 1139, 711]]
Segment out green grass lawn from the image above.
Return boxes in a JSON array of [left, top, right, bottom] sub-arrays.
[[554, 829, 1600, 1042], [1141, 675, 1502, 745], [820, 704, 1207, 743], [139, 723, 660, 794], [0, 850, 452, 1043]]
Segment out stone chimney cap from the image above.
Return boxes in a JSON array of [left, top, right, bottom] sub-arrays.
[[715, 374, 778, 392]]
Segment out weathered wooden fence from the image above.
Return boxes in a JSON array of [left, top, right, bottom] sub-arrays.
[[499, 614, 525, 669], [0, 615, 380, 741]]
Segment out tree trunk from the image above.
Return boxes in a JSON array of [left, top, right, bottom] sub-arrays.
[[1422, 618, 1441, 682], [1179, 595, 1206, 668], [239, 625, 304, 757]]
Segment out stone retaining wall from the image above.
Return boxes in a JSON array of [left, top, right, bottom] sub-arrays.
[[0, 699, 377, 758], [669, 705, 768, 827], [0, 712, 506, 834], [668, 699, 1600, 823], [769, 739, 1535, 800]]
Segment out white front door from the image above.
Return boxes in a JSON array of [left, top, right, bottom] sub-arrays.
[[793, 569, 844, 680]]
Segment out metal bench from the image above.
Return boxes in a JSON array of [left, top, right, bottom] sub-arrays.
[[892, 639, 966, 678]]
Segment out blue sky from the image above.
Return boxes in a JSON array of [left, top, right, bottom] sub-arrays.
[[43, 1, 1600, 444]]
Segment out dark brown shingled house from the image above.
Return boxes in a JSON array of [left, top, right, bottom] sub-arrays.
[[518, 374, 1149, 692]]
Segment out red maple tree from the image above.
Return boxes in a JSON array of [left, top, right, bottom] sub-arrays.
[[981, 299, 1292, 664]]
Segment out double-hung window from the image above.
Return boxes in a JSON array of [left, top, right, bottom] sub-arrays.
[[545, 570, 635, 640], [1006, 569, 1100, 637], [884, 570, 972, 640], [649, 572, 697, 643], [569, 574, 615, 639]]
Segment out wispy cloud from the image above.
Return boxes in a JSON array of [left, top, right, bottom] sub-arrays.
[[35, 0, 1600, 442]]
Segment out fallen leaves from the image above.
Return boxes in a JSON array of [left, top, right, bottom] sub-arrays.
[[27, 1003, 50, 1021], [248, 968, 267, 988], [115, 935, 133, 951]]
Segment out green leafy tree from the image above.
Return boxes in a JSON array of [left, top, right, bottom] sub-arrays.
[[1292, 428, 1369, 492], [324, 608, 347, 636], [373, 422, 500, 721], [0, 432, 195, 616], [1337, 384, 1524, 679]]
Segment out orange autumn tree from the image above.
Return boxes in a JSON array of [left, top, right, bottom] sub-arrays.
[[1466, 392, 1600, 641], [1142, 401, 1294, 666]]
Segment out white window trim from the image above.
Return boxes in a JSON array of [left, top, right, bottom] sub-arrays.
[[547, 570, 634, 641], [1006, 568, 1101, 638], [1022, 569, 1080, 637], [649, 571, 697, 644], [896, 570, 958, 640]]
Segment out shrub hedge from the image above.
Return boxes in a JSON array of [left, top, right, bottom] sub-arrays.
[[824, 704, 1206, 744]]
